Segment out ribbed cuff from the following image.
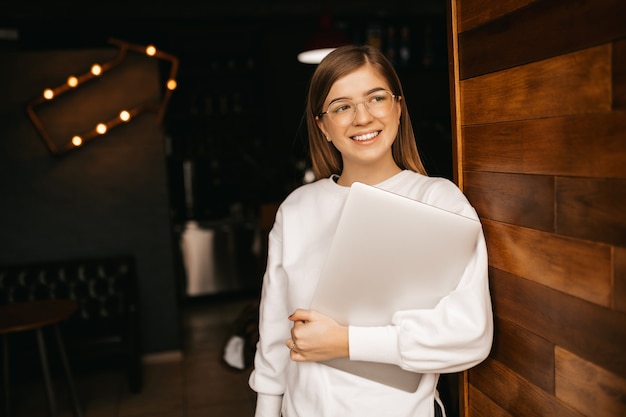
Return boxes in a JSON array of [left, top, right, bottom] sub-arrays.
[[254, 393, 283, 417], [349, 325, 401, 366]]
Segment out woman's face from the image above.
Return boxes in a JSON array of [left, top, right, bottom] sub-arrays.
[[316, 64, 401, 173]]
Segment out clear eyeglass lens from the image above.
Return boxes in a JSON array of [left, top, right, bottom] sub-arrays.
[[326, 91, 395, 126]]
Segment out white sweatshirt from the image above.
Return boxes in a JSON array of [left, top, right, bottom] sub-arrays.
[[249, 170, 493, 417]]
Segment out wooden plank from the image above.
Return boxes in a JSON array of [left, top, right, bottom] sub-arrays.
[[491, 316, 554, 393], [461, 45, 611, 125], [483, 219, 612, 306], [460, 369, 468, 417], [555, 347, 626, 417], [458, 0, 626, 79], [458, 0, 536, 33], [446, 0, 463, 187], [556, 177, 626, 247], [490, 267, 626, 378], [469, 358, 585, 417], [468, 385, 513, 417], [463, 122, 524, 173], [616, 247, 626, 314], [614, 39, 626, 109], [463, 110, 626, 178], [446, 4, 468, 410], [464, 171, 554, 232]]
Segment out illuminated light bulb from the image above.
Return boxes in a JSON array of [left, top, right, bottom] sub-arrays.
[[146, 45, 156, 56], [166, 79, 177, 90], [72, 136, 83, 146], [43, 89, 54, 100], [96, 123, 107, 134], [91, 64, 102, 76], [67, 76, 78, 87], [119, 110, 131, 122]]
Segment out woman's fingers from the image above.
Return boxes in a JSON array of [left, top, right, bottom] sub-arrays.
[[288, 308, 315, 323], [285, 338, 296, 351]]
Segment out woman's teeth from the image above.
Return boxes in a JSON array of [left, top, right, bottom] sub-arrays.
[[352, 131, 379, 141]]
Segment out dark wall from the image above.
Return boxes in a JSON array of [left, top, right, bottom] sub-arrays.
[[0, 48, 180, 354]]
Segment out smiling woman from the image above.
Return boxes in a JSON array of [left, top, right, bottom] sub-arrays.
[[306, 45, 427, 186], [313, 64, 406, 186], [248, 44, 493, 417]]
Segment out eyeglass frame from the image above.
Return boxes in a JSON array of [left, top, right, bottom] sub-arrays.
[[315, 89, 401, 125]]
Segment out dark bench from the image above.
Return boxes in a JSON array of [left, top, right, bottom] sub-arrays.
[[0, 255, 142, 393]]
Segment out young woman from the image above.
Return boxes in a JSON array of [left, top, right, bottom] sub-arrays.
[[248, 44, 493, 417]]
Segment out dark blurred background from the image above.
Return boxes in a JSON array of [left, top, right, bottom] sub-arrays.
[[0, 0, 452, 358]]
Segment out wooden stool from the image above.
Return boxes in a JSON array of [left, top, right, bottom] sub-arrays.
[[0, 300, 83, 417]]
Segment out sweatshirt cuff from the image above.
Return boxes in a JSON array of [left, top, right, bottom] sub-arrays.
[[349, 325, 401, 366], [255, 393, 283, 417]]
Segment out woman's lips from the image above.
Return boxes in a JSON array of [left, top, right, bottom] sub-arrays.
[[351, 131, 381, 141]]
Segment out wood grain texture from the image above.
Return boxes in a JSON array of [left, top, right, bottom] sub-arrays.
[[490, 267, 626, 378], [463, 122, 524, 173], [483, 219, 612, 306], [556, 177, 626, 247], [461, 45, 611, 125], [469, 358, 585, 417], [458, 0, 626, 79], [463, 110, 626, 178], [446, 0, 463, 187], [464, 171, 554, 232], [555, 347, 626, 417], [490, 316, 554, 393], [614, 38, 626, 109], [451, 1, 626, 415], [616, 247, 626, 314], [457, 0, 536, 32], [468, 385, 513, 417]]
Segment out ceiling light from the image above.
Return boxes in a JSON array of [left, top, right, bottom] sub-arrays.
[[298, 12, 350, 64]]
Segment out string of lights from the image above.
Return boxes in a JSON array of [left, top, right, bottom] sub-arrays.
[[26, 37, 178, 156]]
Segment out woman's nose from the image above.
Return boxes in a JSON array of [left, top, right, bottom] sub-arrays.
[[352, 102, 373, 124]]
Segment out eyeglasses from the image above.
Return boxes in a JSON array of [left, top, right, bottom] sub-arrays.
[[316, 90, 399, 126]]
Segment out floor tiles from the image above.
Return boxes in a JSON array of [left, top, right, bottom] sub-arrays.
[[4, 292, 259, 417]]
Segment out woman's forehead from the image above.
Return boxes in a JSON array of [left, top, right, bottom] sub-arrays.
[[326, 65, 390, 100]]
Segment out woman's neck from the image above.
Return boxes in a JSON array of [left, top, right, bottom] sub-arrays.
[[336, 163, 402, 187]]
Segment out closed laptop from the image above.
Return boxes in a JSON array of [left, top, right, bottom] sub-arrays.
[[310, 182, 481, 392]]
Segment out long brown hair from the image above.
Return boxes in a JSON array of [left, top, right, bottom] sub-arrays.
[[306, 44, 426, 179]]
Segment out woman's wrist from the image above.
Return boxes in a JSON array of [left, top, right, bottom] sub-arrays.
[[337, 325, 350, 358]]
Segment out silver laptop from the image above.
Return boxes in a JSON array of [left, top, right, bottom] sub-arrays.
[[310, 181, 481, 392]]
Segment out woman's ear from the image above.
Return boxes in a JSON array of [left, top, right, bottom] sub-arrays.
[[316, 118, 330, 141]]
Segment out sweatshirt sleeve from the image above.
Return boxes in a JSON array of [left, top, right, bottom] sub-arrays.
[[349, 181, 494, 373], [248, 207, 290, 417]]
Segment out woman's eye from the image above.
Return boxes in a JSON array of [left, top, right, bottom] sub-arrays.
[[332, 103, 352, 113], [370, 94, 386, 103]]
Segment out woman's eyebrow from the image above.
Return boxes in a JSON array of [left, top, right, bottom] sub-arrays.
[[365, 87, 387, 95], [327, 95, 351, 105], [327, 87, 388, 105]]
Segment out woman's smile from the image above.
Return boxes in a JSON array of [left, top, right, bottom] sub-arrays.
[[351, 130, 381, 142]]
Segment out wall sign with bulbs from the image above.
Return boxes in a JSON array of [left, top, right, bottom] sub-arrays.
[[26, 37, 179, 156]]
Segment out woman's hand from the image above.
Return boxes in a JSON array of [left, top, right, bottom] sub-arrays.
[[285, 309, 349, 362]]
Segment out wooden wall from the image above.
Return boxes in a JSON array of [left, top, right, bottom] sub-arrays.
[[447, 0, 626, 416]]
